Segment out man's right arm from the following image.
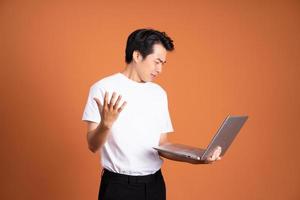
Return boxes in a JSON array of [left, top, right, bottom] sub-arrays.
[[86, 121, 111, 153], [85, 91, 127, 153]]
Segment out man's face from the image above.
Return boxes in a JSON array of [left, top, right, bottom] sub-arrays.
[[136, 43, 167, 82]]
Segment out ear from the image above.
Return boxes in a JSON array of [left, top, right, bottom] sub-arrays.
[[132, 50, 142, 63]]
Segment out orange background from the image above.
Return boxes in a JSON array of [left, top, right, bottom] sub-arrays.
[[1, 1, 299, 200]]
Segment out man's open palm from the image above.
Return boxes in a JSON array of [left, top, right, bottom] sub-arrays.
[[93, 91, 127, 128]]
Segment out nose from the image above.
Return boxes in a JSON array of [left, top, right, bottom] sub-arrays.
[[156, 65, 162, 74]]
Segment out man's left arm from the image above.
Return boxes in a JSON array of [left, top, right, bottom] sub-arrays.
[[158, 133, 221, 164]]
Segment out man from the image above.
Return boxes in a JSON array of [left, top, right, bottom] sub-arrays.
[[82, 28, 221, 200]]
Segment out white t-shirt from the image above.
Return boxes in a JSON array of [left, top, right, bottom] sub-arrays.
[[82, 72, 174, 175]]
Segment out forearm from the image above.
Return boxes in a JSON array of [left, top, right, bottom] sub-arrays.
[[158, 151, 210, 164], [87, 122, 111, 153]]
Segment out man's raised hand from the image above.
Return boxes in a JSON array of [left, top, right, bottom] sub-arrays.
[[93, 91, 127, 129]]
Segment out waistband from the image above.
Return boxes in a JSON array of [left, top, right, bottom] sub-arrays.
[[101, 168, 163, 183]]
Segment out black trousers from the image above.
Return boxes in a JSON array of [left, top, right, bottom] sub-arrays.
[[98, 169, 166, 200]]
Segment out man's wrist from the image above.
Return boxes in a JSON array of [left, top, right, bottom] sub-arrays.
[[99, 121, 112, 130]]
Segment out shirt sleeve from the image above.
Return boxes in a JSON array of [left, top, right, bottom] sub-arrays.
[[159, 91, 174, 134], [82, 84, 104, 123]]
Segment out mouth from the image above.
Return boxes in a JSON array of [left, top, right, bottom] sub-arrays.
[[151, 73, 157, 78]]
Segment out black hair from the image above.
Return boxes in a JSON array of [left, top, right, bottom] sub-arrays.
[[125, 28, 174, 64]]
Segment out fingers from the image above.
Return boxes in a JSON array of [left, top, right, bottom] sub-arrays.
[[93, 97, 101, 107], [206, 146, 222, 163], [215, 146, 222, 156], [93, 97, 103, 111], [109, 92, 117, 110], [206, 156, 221, 163], [113, 95, 122, 110], [103, 91, 109, 108], [207, 156, 213, 162], [103, 91, 127, 112], [207, 154, 218, 161], [118, 101, 127, 113], [212, 146, 222, 159], [204, 158, 213, 164]]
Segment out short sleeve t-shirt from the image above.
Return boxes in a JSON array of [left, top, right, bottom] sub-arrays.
[[82, 72, 174, 175]]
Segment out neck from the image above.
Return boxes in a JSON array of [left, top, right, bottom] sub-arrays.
[[121, 63, 144, 83]]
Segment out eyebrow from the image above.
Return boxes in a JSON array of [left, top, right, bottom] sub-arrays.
[[157, 58, 167, 64]]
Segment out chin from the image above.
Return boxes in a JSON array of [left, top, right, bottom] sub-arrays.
[[142, 77, 151, 83]]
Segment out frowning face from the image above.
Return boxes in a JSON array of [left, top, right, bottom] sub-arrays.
[[135, 43, 167, 83]]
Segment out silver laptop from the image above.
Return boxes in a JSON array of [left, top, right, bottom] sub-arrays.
[[153, 115, 248, 161]]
